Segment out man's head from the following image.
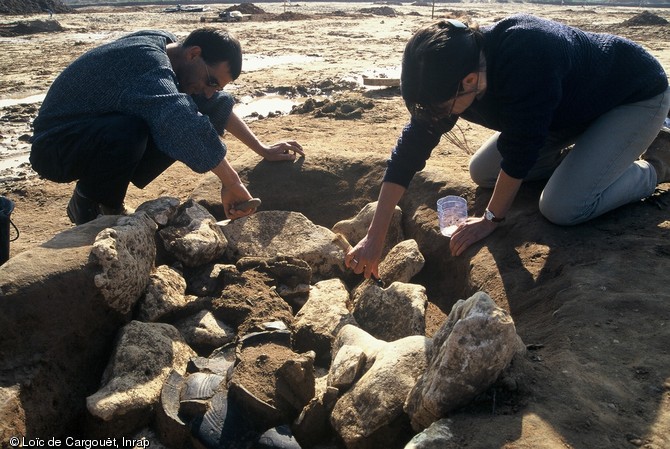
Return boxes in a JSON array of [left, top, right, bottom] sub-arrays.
[[175, 28, 243, 97], [401, 19, 482, 121]]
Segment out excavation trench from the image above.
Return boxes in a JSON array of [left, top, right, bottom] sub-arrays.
[[192, 154, 475, 313]]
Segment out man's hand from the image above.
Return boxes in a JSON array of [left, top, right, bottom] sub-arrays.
[[224, 112, 304, 162], [211, 157, 258, 220], [346, 233, 384, 281], [220, 182, 255, 219], [262, 140, 304, 161], [448, 216, 498, 256]]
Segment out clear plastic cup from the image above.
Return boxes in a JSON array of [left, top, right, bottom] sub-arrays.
[[437, 195, 467, 237]]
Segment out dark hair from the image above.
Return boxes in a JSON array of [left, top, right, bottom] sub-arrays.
[[401, 19, 482, 109], [183, 28, 242, 80]]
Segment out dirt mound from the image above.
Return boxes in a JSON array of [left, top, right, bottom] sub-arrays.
[[275, 11, 312, 21], [623, 11, 669, 26], [223, 3, 266, 15], [359, 6, 398, 17], [0, 19, 63, 37], [0, 0, 70, 15]]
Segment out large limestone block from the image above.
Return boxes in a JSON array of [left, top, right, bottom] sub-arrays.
[[353, 281, 427, 341], [0, 213, 156, 436], [405, 292, 525, 431], [159, 199, 227, 267], [330, 324, 386, 372], [86, 320, 196, 435], [174, 310, 235, 355], [137, 264, 191, 322], [328, 344, 366, 391], [330, 331, 431, 449], [378, 239, 425, 284], [91, 213, 158, 314], [293, 278, 357, 363], [404, 419, 458, 449], [220, 210, 347, 280]]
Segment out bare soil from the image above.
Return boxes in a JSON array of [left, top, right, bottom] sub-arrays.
[[1, 2, 670, 448]]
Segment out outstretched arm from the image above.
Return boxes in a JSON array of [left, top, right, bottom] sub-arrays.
[[225, 111, 304, 161]]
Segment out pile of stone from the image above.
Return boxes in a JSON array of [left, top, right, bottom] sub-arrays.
[[0, 197, 524, 448]]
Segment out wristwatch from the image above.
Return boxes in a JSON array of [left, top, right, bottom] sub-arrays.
[[484, 208, 505, 223]]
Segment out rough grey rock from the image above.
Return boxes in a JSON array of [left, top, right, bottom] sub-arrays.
[[185, 262, 238, 297], [256, 425, 302, 448], [330, 330, 432, 449], [275, 352, 317, 417], [404, 419, 458, 449], [404, 292, 525, 431], [378, 239, 425, 284], [293, 278, 357, 363], [352, 281, 427, 341], [292, 385, 339, 448], [86, 321, 196, 435], [174, 309, 235, 355], [137, 265, 190, 322], [91, 213, 158, 315], [135, 196, 181, 227], [0, 215, 155, 436], [221, 210, 347, 280], [159, 199, 227, 267], [327, 344, 366, 391], [330, 324, 386, 372]]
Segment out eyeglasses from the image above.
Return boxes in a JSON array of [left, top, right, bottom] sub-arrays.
[[410, 85, 478, 124], [203, 59, 223, 90]]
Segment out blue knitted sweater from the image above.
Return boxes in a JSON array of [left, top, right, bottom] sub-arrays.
[[385, 14, 668, 187], [32, 30, 234, 173]]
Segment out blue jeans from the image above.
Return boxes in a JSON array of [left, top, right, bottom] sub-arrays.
[[469, 86, 670, 225]]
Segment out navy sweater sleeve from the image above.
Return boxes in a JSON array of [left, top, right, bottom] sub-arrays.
[[383, 116, 449, 188]]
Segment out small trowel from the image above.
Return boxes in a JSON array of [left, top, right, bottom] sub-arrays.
[[215, 198, 262, 227]]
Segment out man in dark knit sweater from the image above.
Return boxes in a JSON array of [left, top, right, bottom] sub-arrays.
[[344, 14, 670, 280], [30, 28, 303, 225]]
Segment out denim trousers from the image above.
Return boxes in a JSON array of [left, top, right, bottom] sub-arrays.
[[30, 113, 175, 207], [468, 86, 670, 225]]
